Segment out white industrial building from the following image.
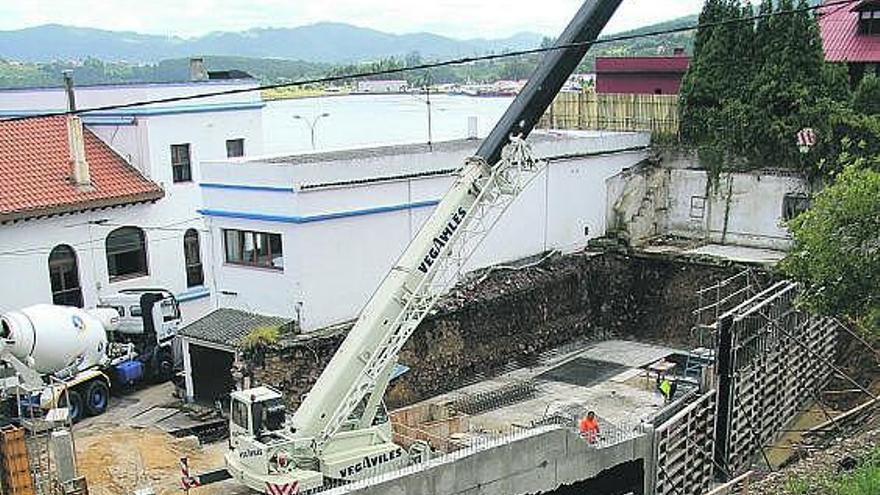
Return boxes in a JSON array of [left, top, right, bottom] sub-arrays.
[[0, 76, 264, 323], [197, 131, 651, 332], [355, 80, 409, 94]]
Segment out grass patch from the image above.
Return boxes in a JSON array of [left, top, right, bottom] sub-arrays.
[[784, 447, 880, 495], [240, 325, 281, 350], [831, 449, 880, 495]]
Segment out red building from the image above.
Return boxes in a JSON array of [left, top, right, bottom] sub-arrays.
[[595, 56, 691, 95], [819, 0, 880, 83]]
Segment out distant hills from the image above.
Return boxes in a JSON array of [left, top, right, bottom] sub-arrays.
[[0, 23, 545, 64], [0, 15, 703, 89]]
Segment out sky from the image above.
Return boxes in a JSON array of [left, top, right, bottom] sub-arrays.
[[0, 0, 706, 39]]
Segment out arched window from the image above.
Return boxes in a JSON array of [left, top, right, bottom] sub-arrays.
[[184, 229, 204, 287], [48, 245, 83, 307], [106, 226, 148, 281]]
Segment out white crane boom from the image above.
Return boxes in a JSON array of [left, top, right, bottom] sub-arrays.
[[292, 140, 544, 445], [223, 2, 623, 491]]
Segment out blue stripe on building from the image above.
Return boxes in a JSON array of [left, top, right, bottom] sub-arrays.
[[198, 200, 440, 224]]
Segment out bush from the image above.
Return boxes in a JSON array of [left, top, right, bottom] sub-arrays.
[[240, 325, 281, 350], [781, 166, 880, 334], [854, 73, 880, 116]]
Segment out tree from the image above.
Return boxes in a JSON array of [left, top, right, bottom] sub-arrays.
[[781, 165, 880, 334], [854, 73, 880, 116]]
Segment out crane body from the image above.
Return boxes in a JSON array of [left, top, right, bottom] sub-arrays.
[[224, 1, 622, 492]]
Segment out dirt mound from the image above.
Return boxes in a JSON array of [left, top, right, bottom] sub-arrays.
[[76, 426, 226, 495]]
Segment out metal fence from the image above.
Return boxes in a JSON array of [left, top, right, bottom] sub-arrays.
[[537, 91, 681, 138]]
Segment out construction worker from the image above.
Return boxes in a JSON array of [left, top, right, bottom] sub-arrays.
[[658, 376, 673, 403], [579, 411, 600, 443]]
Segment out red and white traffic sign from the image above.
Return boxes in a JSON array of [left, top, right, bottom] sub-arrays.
[[796, 128, 817, 153]]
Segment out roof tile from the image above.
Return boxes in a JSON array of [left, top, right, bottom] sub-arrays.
[[0, 115, 163, 222]]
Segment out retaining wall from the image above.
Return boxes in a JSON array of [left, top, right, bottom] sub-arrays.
[[321, 427, 651, 495]]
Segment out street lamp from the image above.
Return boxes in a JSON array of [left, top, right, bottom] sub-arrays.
[[293, 113, 331, 150]]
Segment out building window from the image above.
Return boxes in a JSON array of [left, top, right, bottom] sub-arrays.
[[782, 193, 811, 221], [184, 229, 204, 287], [858, 9, 880, 34], [690, 196, 707, 219], [48, 245, 83, 307], [223, 229, 283, 270], [171, 143, 192, 183], [226, 138, 245, 158], [106, 226, 149, 281]]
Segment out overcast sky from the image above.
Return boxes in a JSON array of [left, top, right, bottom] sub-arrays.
[[0, 0, 706, 38]]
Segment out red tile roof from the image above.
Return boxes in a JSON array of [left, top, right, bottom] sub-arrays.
[[0, 116, 163, 222], [819, 0, 880, 62], [596, 56, 691, 74]]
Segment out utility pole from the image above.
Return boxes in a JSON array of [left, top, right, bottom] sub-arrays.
[[293, 113, 330, 150], [425, 73, 433, 151]]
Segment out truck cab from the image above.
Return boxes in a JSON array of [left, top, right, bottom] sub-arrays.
[[98, 289, 181, 382]]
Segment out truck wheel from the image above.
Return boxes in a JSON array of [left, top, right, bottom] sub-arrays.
[[84, 381, 110, 416], [61, 390, 84, 423]]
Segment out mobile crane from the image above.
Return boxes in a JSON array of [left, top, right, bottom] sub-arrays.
[[224, 1, 623, 492]]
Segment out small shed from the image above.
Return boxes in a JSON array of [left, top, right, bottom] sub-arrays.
[[178, 308, 295, 403], [595, 56, 691, 95]]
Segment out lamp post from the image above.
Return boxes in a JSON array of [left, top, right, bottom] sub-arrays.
[[293, 113, 330, 150]]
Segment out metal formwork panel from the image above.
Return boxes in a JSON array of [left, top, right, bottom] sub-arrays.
[[655, 390, 717, 495]]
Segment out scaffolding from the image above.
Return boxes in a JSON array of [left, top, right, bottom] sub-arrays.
[[686, 269, 761, 381]]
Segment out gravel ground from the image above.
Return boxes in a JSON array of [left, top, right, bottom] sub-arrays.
[[749, 418, 880, 495]]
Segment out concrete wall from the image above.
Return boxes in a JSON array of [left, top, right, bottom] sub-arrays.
[[606, 156, 811, 250], [323, 427, 651, 495], [666, 168, 809, 250], [200, 131, 650, 330]]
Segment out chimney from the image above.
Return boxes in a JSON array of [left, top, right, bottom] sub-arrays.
[[190, 57, 209, 82], [63, 71, 92, 190]]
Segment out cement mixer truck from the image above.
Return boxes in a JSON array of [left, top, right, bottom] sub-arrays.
[[0, 289, 181, 422]]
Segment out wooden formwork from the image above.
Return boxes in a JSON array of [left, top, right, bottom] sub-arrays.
[[391, 402, 470, 454], [0, 425, 35, 495]]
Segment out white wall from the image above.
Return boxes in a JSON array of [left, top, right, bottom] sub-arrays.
[[665, 169, 809, 250], [0, 205, 212, 324], [200, 131, 650, 330], [0, 81, 264, 324], [0, 80, 261, 113], [603, 156, 811, 251]]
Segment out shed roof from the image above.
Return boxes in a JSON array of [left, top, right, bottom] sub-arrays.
[[595, 57, 691, 74], [820, 0, 880, 63], [179, 308, 295, 350], [0, 115, 163, 223]]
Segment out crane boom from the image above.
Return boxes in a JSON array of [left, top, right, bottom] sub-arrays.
[[224, 3, 623, 491], [291, 0, 623, 445]]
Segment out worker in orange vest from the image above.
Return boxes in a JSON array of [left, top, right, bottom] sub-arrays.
[[579, 411, 600, 443]]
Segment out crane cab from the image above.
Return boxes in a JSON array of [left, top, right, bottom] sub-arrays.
[[226, 386, 326, 492], [229, 386, 287, 444]]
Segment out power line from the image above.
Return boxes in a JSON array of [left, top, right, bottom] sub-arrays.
[[0, 0, 856, 124]]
